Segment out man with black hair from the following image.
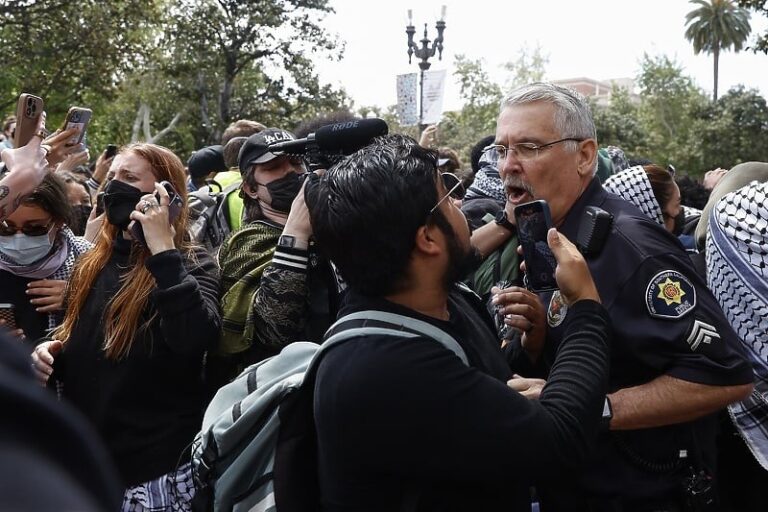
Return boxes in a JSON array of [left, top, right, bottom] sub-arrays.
[[308, 133, 613, 511]]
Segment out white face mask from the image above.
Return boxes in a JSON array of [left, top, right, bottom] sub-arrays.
[[0, 231, 54, 265]]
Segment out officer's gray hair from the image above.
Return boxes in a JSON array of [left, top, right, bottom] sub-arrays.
[[500, 82, 598, 174]]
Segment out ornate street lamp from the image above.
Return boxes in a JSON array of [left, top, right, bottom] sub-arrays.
[[406, 6, 446, 130]]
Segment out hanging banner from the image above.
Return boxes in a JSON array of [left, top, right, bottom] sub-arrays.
[[421, 69, 446, 125], [396, 73, 419, 126]]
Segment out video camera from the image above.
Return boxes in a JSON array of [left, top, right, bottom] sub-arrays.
[[267, 118, 389, 170]]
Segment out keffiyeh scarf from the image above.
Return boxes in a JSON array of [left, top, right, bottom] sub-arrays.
[[0, 227, 92, 331], [603, 166, 665, 226], [463, 165, 505, 205], [706, 180, 768, 469]]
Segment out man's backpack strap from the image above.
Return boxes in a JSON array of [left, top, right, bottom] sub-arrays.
[[320, 310, 469, 367]]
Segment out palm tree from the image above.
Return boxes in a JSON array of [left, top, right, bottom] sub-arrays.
[[685, 0, 751, 101]]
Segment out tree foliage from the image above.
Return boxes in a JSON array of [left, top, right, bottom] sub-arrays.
[[737, 0, 768, 53], [684, 0, 751, 100], [0, 0, 350, 155], [591, 54, 768, 174]]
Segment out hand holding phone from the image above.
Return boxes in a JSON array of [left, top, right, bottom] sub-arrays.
[[128, 181, 183, 252], [60, 107, 92, 145], [514, 200, 558, 292]]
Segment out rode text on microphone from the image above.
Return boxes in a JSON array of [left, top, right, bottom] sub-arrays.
[[268, 118, 388, 170]]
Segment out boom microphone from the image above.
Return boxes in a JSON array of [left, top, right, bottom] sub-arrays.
[[268, 118, 388, 155]]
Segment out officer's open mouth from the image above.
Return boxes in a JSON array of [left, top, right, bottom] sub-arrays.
[[506, 186, 532, 204]]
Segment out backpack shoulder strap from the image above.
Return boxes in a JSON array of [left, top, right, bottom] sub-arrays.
[[323, 310, 469, 366]]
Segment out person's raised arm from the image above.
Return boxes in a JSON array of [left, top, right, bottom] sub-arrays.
[[0, 114, 48, 221]]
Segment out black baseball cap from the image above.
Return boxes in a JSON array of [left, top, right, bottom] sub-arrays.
[[187, 145, 227, 179], [238, 128, 295, 175]]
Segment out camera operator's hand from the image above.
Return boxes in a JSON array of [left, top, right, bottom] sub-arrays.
[[282, 172, 322, 250], [543, 228, 600, 305]]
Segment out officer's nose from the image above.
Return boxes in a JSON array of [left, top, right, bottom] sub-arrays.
[[498, 150, 523, 181]]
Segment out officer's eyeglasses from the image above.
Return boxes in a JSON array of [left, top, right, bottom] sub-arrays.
[[483, 138, 586, 164], [0, 220, 55, 237], [429, 173, 465, 215]]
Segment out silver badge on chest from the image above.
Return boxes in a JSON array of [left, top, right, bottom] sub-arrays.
[[547, 291, 568, 328]]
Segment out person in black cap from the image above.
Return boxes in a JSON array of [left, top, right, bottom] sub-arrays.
[[209, 128, 340, 393], [186, 144, 227, 192]]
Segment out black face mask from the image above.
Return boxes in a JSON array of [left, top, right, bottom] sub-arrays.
[[672, 210, 686, 236], [103, 180, 144, 230], [264, 173, 304, 213], [71, 204, 91, 236]]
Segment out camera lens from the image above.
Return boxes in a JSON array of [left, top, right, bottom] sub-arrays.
[[26, 107, 33, 116]]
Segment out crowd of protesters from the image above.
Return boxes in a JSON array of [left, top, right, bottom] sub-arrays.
[[0, 81, 767, 512]]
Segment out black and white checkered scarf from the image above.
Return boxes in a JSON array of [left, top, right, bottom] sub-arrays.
[[603, 166, 665, 226], [464, 164, 505, 205], [707, 180, 768, 469]]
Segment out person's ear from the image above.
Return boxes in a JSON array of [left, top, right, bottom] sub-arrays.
[[241, 181, 259, 199], [576, 139, 598, 177], [414, 224, 442, 256]]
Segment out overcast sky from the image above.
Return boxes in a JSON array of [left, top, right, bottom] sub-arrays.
[[314, 0, 768, 113]]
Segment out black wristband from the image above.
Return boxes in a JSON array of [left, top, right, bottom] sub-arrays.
[[494, 209, 515, 232]]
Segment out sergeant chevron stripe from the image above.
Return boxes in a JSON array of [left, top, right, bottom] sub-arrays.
[[686, 320, 720, 351]]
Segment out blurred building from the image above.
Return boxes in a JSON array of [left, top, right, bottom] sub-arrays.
[[552, 77, 638, 106]]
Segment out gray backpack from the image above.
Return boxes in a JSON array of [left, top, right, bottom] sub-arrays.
[[187, 181, 241, 253], [191, 310, 468, 512]]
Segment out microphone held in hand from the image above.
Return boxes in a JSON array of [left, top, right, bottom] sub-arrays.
[[269, 118, 388, 168]]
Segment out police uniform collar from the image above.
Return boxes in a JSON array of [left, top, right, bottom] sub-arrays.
[[559, 177, 606, 238]]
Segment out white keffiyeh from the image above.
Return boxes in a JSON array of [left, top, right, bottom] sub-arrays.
[[603, 166, 665, 226], [706, 180, 768, 469]]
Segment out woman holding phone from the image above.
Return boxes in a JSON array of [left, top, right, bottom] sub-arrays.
[[31, 143, 221, 511], [0, 173, 92, 342]]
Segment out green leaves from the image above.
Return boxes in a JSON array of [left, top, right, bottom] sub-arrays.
[[0, 0, 349, 154]]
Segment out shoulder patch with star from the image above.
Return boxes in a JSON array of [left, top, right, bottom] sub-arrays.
[[645, 270, 696, 320]]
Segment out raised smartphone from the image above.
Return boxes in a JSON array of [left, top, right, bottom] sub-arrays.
[[61, 106, 92, 145], [13, 94, 44, 148], [514, 200, 558, 293]]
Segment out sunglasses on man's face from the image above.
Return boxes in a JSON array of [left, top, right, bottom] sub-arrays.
[[0, 220, 54, 237], [441, 172, 465, 200]]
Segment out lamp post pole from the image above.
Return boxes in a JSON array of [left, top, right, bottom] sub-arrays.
[[406, 6, 446, 132]]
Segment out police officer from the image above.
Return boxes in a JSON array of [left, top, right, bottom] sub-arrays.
[[491, 82, 753, 511]]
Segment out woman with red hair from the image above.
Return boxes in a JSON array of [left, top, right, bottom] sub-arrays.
[[32, 143, 221, 511]]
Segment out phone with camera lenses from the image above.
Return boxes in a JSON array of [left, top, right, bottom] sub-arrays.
[[514, 200, 558, 293], [61, 106, 92, 145], [13, 94, 44, 148]]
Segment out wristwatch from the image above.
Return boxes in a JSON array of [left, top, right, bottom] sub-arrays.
[[494, 209, 515, 232], [601, 396, 613, 431], [277, 235, 297, 249]]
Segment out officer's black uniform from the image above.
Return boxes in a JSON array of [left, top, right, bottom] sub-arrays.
[[534, 177, 753, 511]]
